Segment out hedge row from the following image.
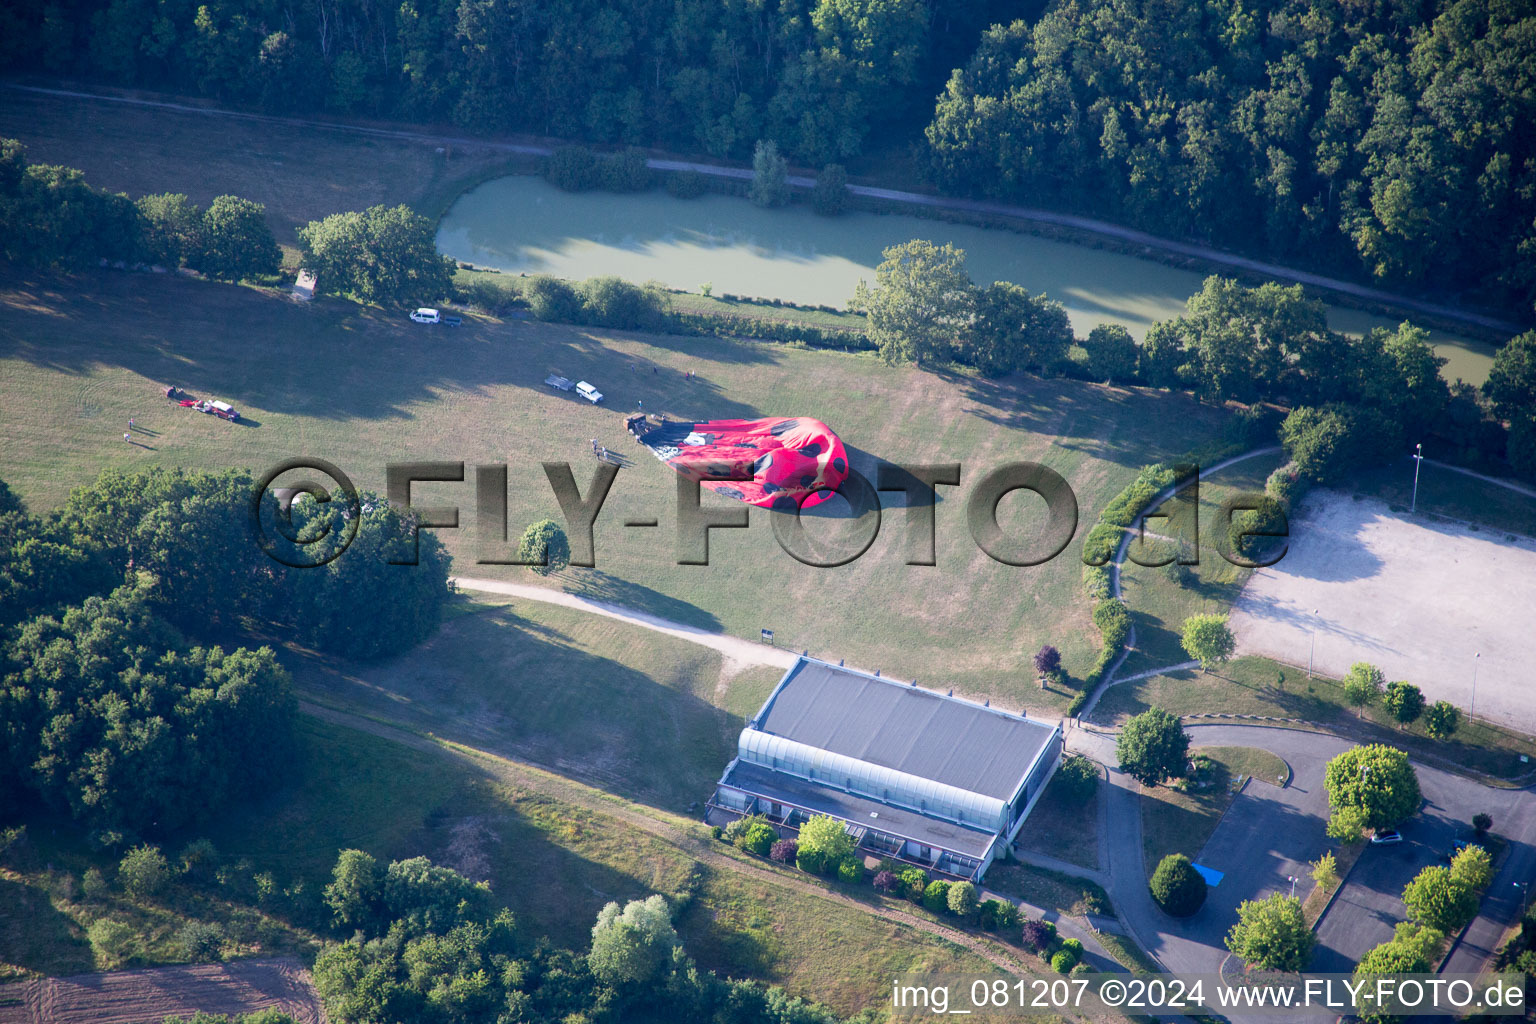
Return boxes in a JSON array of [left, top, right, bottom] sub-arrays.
[[1067, 427, 1261, 717], [671, 311, 875, 351]]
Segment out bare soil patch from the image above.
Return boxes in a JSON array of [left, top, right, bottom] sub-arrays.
[[0, 958, 321, 1024]]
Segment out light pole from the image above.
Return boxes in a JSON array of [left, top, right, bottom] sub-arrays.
[[1471, 652, 1481, 720], [1410, 443, 1424, 513], [1517, 880, 1531, 915], [1308, 609, 1320, 678], [1287, 875, 1298, 898]]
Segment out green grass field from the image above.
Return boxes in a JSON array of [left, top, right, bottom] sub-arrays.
[[291, 595, 753, 812], [1097, 656, 1536, 778], [1138, 746, 1276, 877], [1114, 451, 1288, 676], [0, 266, 1232, 708], [1013, 766, 1102, 871]]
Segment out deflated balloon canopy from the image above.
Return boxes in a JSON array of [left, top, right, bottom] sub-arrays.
[[627, 415, 850, 509]]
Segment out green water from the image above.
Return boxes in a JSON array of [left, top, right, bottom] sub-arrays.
[[438, 174, 1497, 384]]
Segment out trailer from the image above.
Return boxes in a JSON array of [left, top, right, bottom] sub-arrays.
[[544, 374, 575, 392]]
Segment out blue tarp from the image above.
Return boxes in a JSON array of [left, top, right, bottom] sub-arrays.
[[1192, 863, 1224, 887]]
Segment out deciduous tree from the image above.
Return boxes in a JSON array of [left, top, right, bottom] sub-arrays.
[[1116, 708, 1190, 786], [1324, 745, 1420, 830], [1181, 614, 1236, 671], [850, 240, 975, 366], [1225, 893, 1313, 971]]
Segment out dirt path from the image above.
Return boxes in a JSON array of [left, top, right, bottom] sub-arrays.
[[298, 700, 1034, 979], [450, 576, 797, 678], [1424, 457, 1536, 501], [5, 82, 1521, 336], [0, 958, 321, 1024]]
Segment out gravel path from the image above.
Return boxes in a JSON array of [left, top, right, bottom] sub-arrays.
[[5, 83, 1520, 335], [449, 576, 797, 676]]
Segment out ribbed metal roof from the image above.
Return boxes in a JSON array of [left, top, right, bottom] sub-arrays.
[[752, 658, 1055, 801]]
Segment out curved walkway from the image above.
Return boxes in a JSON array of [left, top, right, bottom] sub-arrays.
[[1075, 445, 1284, 720], [449, 576, 797, 675], [1424, 456, 1536, 501], [6, 82, 1523, 336]]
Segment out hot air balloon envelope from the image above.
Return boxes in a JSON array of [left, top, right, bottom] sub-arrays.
[[627, 415, 849, 510]]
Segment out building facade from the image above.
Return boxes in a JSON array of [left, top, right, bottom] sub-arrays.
[[707, 656, 1063, 882]]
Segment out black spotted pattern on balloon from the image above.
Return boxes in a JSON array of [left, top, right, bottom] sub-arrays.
[[799, 443, 822, 457], [716, 487, 745, 500], [833, 457, 846, 473], [771, 495, 799, 511], [769, 419, 800, 436]]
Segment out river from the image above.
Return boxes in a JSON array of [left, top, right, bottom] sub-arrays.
[[438, 174, 1497, 384]]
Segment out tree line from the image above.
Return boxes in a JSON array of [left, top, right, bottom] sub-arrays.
[[926, 0, 1536, 317], [853, 238, 1536, 485], [1, 139, 281, 280], [12, 0, 1534, 317], [2, 0, 982, 169], [311, 848, 878, 1024], [0, 467, 451, 836]]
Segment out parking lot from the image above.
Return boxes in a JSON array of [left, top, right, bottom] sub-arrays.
[[1229, 491, 1536, 734], [1311, 765, 1488, 970]]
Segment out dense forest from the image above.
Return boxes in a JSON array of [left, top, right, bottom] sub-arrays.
[[0, 468, 451, 834], [927, 0, 1536, 313], [0, 0, 1002, 165], [5, 0, 1534, 316]]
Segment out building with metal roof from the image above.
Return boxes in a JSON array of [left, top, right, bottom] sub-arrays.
[[707, 656, 1063, 882]]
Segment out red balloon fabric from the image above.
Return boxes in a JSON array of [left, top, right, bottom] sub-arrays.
[[627, 415, 849, 509]]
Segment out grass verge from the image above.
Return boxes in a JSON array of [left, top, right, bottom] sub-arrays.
[[1096, 656, 1536, 781], [1014, 767, 1102, 871], [1138, 746, 1268, 877]]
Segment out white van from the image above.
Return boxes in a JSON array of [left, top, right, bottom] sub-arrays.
[[576, 381, 604, 404], [410, 308, 440, 324]]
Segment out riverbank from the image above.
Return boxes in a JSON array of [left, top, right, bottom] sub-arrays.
[[4, 79, 1524, 350], [438, 173, 1501, 384]]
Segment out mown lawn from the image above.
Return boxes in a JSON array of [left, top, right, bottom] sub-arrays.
[[1114, 450, 1289, 676], [1095, 656, 1536, 779], [1138, 746, 1272, 877], [985, 863, 1112, 918], [290, 596, 746, 813], [0, 266, 1233, 708], [1013, 766, 1103, 871]]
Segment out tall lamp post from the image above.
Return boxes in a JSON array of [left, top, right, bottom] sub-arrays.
[[1517, 880, 1531, 916], [1308, 609, 1320, 678], [1411, 443, 1424, 513], [1471, 652, 1481, 720]]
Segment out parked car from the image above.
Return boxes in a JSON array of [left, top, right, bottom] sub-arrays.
[[443, 314, 462, 327], [575, 381, 604, 404], [410, 307, 440, 324], [1447, 839, 1484, 859], [1370, 829, 1403, 845]]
